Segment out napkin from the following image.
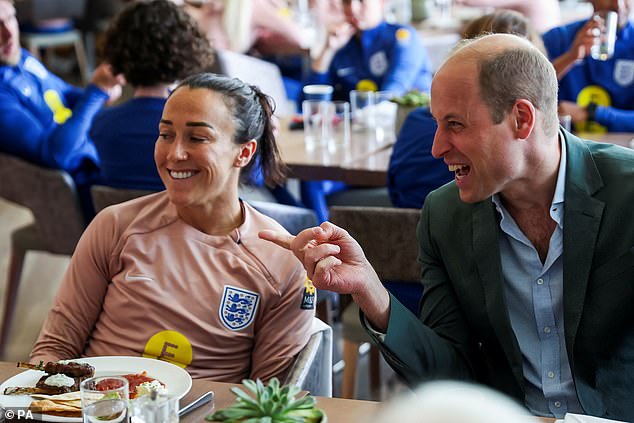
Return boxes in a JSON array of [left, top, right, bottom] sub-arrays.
[[555, 413, 627, 423]]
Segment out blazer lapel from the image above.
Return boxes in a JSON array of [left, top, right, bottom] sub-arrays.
[[561, 132, 605, 357], [472, 200, 524, 388]]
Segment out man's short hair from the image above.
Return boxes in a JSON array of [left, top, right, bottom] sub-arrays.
[[475, 40, 560, 137]]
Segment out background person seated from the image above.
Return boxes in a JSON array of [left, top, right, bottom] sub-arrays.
[[90, 0, 215, 191], [304, 0, 432, 101], [31, 73, 314, 382], [0, 0, 123, 219], [543, 0, 634, 132]]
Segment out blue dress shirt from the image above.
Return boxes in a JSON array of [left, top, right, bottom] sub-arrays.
[[492, 136, 583, 418]]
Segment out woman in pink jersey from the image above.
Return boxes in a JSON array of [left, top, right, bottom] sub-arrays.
[[31, 74, 314, 382]]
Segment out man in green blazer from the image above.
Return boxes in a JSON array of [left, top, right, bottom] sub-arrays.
[[260, 34, 634, 420]]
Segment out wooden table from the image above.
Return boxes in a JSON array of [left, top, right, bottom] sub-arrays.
[[0, 362, 380, 422], [276, 120, 394, 186]]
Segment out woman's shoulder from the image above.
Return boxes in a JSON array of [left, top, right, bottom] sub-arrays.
[[93, 191, 177, 235]]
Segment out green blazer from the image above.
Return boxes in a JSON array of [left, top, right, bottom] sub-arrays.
[[369, 131, 634, 420]]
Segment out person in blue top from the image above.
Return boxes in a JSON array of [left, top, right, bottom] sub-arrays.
[[543, 0, 634, 132], [90, 0, 215, 192], [0, 0, 123, 219], [305, 0, 432, 100]]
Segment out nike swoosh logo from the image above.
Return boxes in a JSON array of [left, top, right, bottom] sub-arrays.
[[124, 272, 154, 283]]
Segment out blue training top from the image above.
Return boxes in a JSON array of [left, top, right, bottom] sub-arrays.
[[90, 97, 166, 191], [306, 21, 432, 100], [0, 49, 106, 177], [543, 20, 634, 131]]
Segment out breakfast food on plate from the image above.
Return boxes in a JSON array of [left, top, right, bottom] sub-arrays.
[[122, 372, 167, 399], [4, 360, 93, 396], [2, 363, 168, 419], [28, 392, 83, 418], [18, 360, 96, 377]]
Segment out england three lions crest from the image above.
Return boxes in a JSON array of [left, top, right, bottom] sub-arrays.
[[220, 286, 260, 331]]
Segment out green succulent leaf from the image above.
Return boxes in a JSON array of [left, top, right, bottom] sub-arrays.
[[207, 378, 325, 423]]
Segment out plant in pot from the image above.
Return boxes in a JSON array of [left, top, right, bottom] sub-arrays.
[[390, 90, 431, 135], [206, 378, 326, 423]]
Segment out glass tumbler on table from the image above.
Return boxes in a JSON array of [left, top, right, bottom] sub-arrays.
[[80, 376, 129, 423]]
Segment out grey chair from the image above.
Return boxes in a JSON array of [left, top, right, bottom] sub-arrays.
[[90, 185, 155, 213], [328, 206, 422, 399], [0, 152, 86, 356], [284, 317, 333, 397]]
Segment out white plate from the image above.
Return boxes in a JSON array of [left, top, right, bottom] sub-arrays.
[[0, 356, 192, 422]]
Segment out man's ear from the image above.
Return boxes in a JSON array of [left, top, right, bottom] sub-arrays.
[[235, 139, 257, 168], [512, 99, 535, 140]]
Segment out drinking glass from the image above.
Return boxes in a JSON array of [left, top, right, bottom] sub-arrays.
[[329, 101, 351, 148], [590, 10, 617, 61], [130, 393, 179, 423], [350, 90, 375, 131], [302, 100, 334, 149], [81, 376, 129, 423]]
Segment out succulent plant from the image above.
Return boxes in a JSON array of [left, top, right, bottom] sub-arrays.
[[390, 89, 431, 107], [206, 378, 325, 423]]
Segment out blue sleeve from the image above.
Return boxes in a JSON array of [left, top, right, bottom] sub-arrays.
[[304, 70, 331, 87], [382, 28, 432, 95], [595, 106, 634, 131], [0, 84, 107, 171], [388, 108, 452, 208]]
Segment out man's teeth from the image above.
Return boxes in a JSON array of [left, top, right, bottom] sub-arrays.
[[170, 170, 195, 179], [448, 164, 469, 172]]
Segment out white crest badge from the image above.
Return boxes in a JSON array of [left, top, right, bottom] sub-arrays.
[[614, 60, 634, 86], [24, 56, 49, 80], [219, 286, 259, 331], [369, 51, 388, 77]]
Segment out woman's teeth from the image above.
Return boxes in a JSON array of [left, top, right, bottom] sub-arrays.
[[170, 170, 195, 179]]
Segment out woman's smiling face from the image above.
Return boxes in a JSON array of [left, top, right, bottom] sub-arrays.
[[155, 87, 246, 211]]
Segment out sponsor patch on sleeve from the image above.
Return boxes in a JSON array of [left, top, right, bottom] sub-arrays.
[[301, 277, 316, 310]]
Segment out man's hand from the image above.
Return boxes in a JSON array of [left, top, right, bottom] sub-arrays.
[[91, 63, 125, 103], [259, 221, 391, 330]]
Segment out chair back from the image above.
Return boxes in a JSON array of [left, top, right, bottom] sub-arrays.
[[215, 49, 292, 117], [0, 152, 85, 255], [16, 0, 86, 21], [90, 185, 156, 213], [329, 206, 422, 282], [249, 200, 317, 235], [284, 318, 333, 397]]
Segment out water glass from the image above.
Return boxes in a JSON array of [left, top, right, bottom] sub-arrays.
[[302, 100, 333, 149], [130, 393, 179, 423], [591, 10, 617, 61], [81, 376, 129, 423], [373, 91, 397, 134], [350, 90, 375, 131], [329, 101, 351, 148]]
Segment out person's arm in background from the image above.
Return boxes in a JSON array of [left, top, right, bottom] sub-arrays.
[[381, 27, 432, 95], [0, 63, 123, 171], [559, 100, 634, 131], [305, 23, 355, 86], [249, 263, 314, 381], [30, 209, 119, 362], [543, 19, 599, 80]]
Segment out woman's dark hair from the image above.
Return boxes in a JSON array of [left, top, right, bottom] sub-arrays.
[[171, 73, 287, 187], [99, 0, 215, 86]]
